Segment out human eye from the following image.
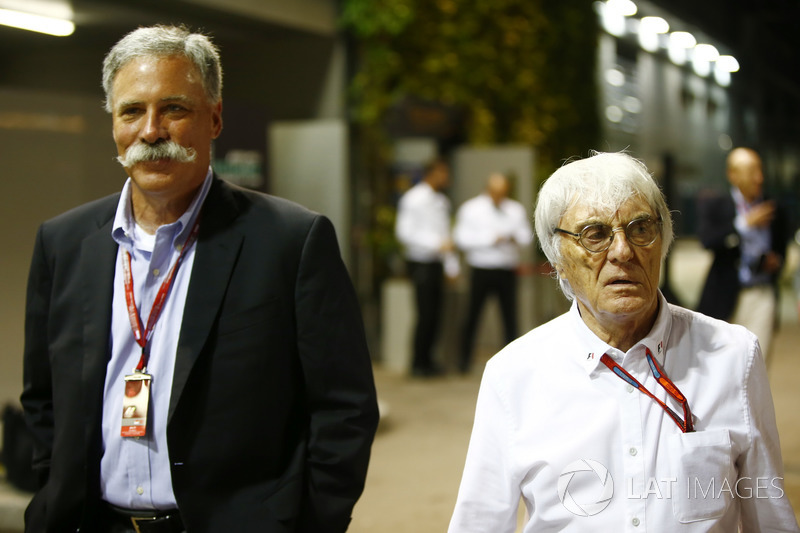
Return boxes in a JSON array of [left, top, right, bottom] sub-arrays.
[[581, 224, 610, 245], [629, 218, 651, 236], [117, 105, 143, 119], [627, 218, 657, 243]]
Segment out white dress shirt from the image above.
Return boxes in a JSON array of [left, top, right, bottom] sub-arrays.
[[450, 293, 798, 532], [395, 181, 452, 263], [100, 170, 212, 510], [453, 194, 532, 269]]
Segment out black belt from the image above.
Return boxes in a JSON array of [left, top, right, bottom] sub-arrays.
[[99, 502, 184, 533]]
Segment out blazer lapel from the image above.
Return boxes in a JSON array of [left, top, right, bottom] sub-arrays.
[[168, 179, 244, 421], [79, 214, 118, 445]]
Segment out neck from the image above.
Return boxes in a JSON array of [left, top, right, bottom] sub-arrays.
[[577, 300, 659, 353], [130, 188, 197, 235]]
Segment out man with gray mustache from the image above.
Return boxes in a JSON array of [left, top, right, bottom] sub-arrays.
[[117, 139, 197, 167], [20, 24, 378, 532]]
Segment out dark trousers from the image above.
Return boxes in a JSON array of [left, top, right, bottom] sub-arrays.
[[406, 260, 444, 373], [459, 267, 518, 372]]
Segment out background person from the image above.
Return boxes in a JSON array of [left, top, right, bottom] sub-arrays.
[[453, 173, 532, 374], [395, 158, 458, 377], [21, 25, 378, 532], [696, 146, 790, 361], [449, 151, 797, 531]]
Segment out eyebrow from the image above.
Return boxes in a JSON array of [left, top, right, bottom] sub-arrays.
[[573, 212, 654, 228], [115, 95, 195, 110]]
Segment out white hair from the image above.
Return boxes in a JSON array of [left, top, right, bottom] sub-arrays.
[[102, 25, 222, 112], [534, 151, 674, 299]]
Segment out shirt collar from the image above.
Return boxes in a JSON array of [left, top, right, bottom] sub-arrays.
[[569, 291, 672, 375], [112, 167, 213, 251], [731, 186, 761, 209]]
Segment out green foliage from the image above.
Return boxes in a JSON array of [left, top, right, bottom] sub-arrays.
[[341, 0, 601, 176]]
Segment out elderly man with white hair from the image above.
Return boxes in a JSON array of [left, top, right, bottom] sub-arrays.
[[449, 151, 798, 532]]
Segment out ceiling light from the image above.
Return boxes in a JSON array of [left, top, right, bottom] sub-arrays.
[[599, 2, 627, 37], [0, 7, 74, 36], [669, 31, 696, 48], [639, 16, 669, 34], [693, 43, 719, 62], [717, 55, 740, 72]]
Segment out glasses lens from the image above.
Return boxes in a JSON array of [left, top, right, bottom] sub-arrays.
[[626, 218, 658, 246], [580, 224, 612, 251]]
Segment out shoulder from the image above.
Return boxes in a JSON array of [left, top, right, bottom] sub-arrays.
[[504, 198, 529, 216], [669, 303, 753, 341], [484, 313, 575, 381], [456, 195, 484, 214], [667, 303, 758, 370], [697, 189, 733, 210], [39, 193, 119, 240], [210, 178, 322, 233]]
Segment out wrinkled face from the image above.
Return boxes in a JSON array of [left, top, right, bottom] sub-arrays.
[[556, 195, 662, 328], [110, 54, 222, 203]]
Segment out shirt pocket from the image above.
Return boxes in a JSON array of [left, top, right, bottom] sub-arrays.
[[668, 429, 736, 523]]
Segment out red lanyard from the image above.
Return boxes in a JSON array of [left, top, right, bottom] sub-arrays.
[[121, 218, 201, 372], [600, 348, 694, 433]]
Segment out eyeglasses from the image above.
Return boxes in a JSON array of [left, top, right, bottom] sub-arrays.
[[554, 217, 661, 253]]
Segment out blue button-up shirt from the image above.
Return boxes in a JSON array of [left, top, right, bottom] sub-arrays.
[[100, 169, 212, 510], [731, 188, 772, 287]]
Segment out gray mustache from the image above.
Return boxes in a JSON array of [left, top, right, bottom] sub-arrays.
[[116, 141, 197, 167]]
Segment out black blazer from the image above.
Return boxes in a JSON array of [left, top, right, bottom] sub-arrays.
[[21, 177, 379, 532], [696, 190, 789, 320]]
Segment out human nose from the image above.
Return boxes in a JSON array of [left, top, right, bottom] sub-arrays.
[[607, 227, 634, 260], [140, 109, 166, 144]]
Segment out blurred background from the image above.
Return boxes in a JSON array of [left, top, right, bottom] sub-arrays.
[[1, 0, 799, 529]]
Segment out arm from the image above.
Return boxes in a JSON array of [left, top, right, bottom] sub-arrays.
[[20, 225, 55, 487], [294, 215, 379, 532], [511, 204, 533, 247], [449, 367, 520, 533], [737, 340, 799, 531], [20, 226, 55, 530]]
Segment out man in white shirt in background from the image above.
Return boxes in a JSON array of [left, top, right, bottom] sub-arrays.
[[453, 173, 533, 374], [395, 158, 459, 377]]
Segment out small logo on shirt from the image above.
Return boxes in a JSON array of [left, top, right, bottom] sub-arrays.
[[557, 459, 614, 516]]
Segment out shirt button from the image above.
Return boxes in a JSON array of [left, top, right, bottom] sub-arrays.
[[632, 517, 640, 526], [629, 447, 638, 456], [136, 486, 144, 495], [152, 268, 160, 277], [626, 384, 634, 393]]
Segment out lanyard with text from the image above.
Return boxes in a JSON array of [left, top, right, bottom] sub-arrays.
[[119, 218, 200, 438], [121, 217, 201, 373], [600, 348, 695, 433]]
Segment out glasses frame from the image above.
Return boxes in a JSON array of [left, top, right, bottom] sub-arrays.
[[554, 216, 662, 253]]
